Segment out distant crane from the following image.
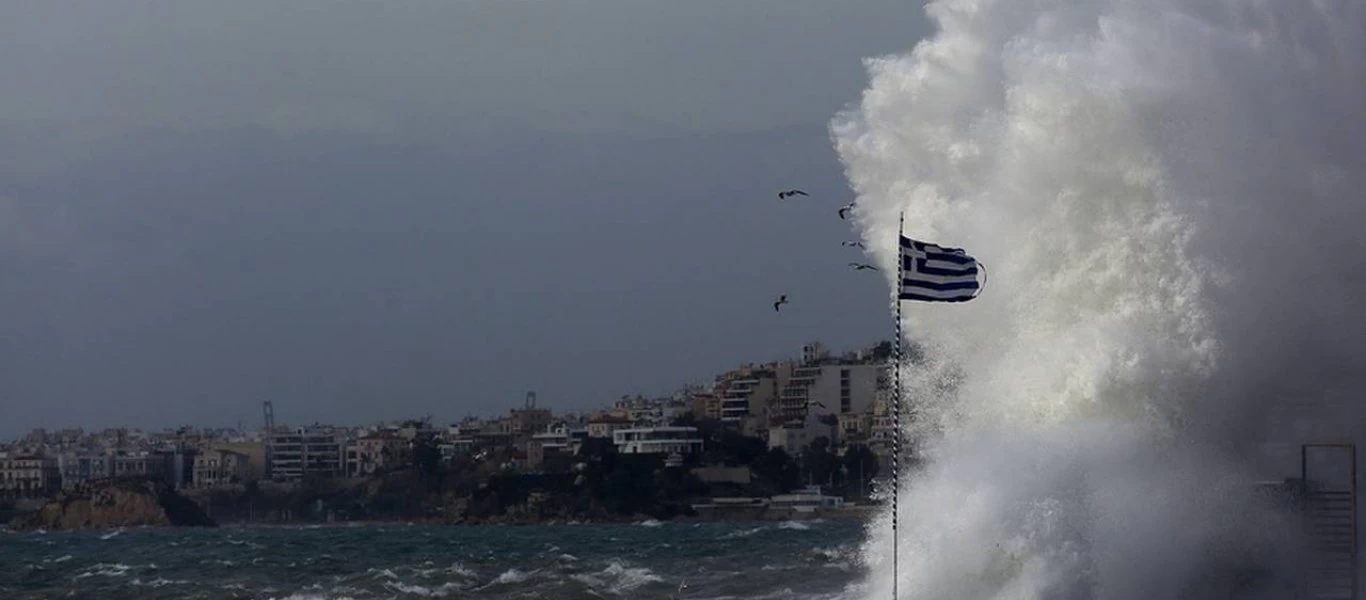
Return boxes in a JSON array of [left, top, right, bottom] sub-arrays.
[[262, 400, 276, 432]]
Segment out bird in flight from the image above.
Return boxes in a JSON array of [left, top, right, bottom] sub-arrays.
[[849, 263, 879, 271], [773, 295, 789, 312], [842, 241, 865, 249], [777, 189, 808, 199], [838, 203, 855, 220]]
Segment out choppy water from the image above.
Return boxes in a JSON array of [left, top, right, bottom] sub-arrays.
[[0, 521, 867, 599]]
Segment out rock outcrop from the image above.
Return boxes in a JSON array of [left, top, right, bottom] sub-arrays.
[[9, 477, 217, 530]]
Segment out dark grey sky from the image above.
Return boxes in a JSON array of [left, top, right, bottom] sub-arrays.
[[0, 1, 930, 437]]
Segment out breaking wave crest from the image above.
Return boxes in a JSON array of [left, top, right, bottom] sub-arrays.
[[833, 1, 1366, 598]]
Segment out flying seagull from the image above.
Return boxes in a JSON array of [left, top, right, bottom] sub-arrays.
[[777, 189, 809, 199], [841, 241, 865, 249], [838, 203, 855, 220], [849, 263, 879, 271], [773, 295, 789, 312]]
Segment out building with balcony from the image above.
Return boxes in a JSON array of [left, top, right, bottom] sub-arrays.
[[714, 363, 791, 435], [775, 363, 880, 426], [613, 426, 704, 456], [193, 449, 250, 488], [268, 428, 346, 482], [0, 453, 61, 499]]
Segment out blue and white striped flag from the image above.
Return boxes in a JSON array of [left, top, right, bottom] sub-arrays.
[[899, 235, 982, 302]]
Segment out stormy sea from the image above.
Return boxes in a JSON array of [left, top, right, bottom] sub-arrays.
[[0, 521, 865, 600]]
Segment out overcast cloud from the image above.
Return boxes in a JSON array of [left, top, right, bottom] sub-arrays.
[[0, 0, 929, 437]]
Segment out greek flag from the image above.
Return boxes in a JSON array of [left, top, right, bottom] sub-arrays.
[[899, 235, 982, 302]]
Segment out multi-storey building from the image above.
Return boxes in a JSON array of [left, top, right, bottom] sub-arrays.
[[268, 427, 346, 482], [613, 427, 704, 456], [113, 452, 167, 479], [345, 434, 406, 478], [205, 442, 268, 482], [776, 363, 879, 425], [767, 343, 884, 454], [0, 453, 62, 498], [721, 370, 788, 437], [57, 453, 112, 490], [193, 449, 250, 488]]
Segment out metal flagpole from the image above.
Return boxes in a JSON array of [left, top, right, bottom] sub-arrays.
[[892, 212, 904, 600]]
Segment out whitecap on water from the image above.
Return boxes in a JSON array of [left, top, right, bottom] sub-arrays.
[[367, 567, 399, 580], [570, 559, 664, 596], [131, 577, 191, 588], [721, 526, 765, 539], [469, 567, 537, 591], [384, 581, 466, 597], [73, 563, 132, 579], [443, 562, 477, 578], [491, 568, 531, 584]]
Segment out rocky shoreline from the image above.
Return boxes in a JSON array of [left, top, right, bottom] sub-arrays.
[[7, 477, 216, 531]]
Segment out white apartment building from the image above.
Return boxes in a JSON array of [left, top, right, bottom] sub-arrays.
[[613, 427, 704, 456]]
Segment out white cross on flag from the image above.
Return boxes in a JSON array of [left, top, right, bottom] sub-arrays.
[[899, 235, 982, 302]]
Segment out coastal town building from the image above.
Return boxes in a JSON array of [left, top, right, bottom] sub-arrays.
[[613, 426, 704, 456], [268, 427, 346, 482], [57, 453, 112, 490], [525, 425, 578, 469], [716, 364, 786, 436], [775, 363, 879, 426], [205, 442, 267, 482], [587, 415, 633, 439], [345, 434, 406, 478], [192, 449, 250, 488], [0, 453, 62, 498], [114, 452, 166, 479], [4, 339, 896, 498]]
